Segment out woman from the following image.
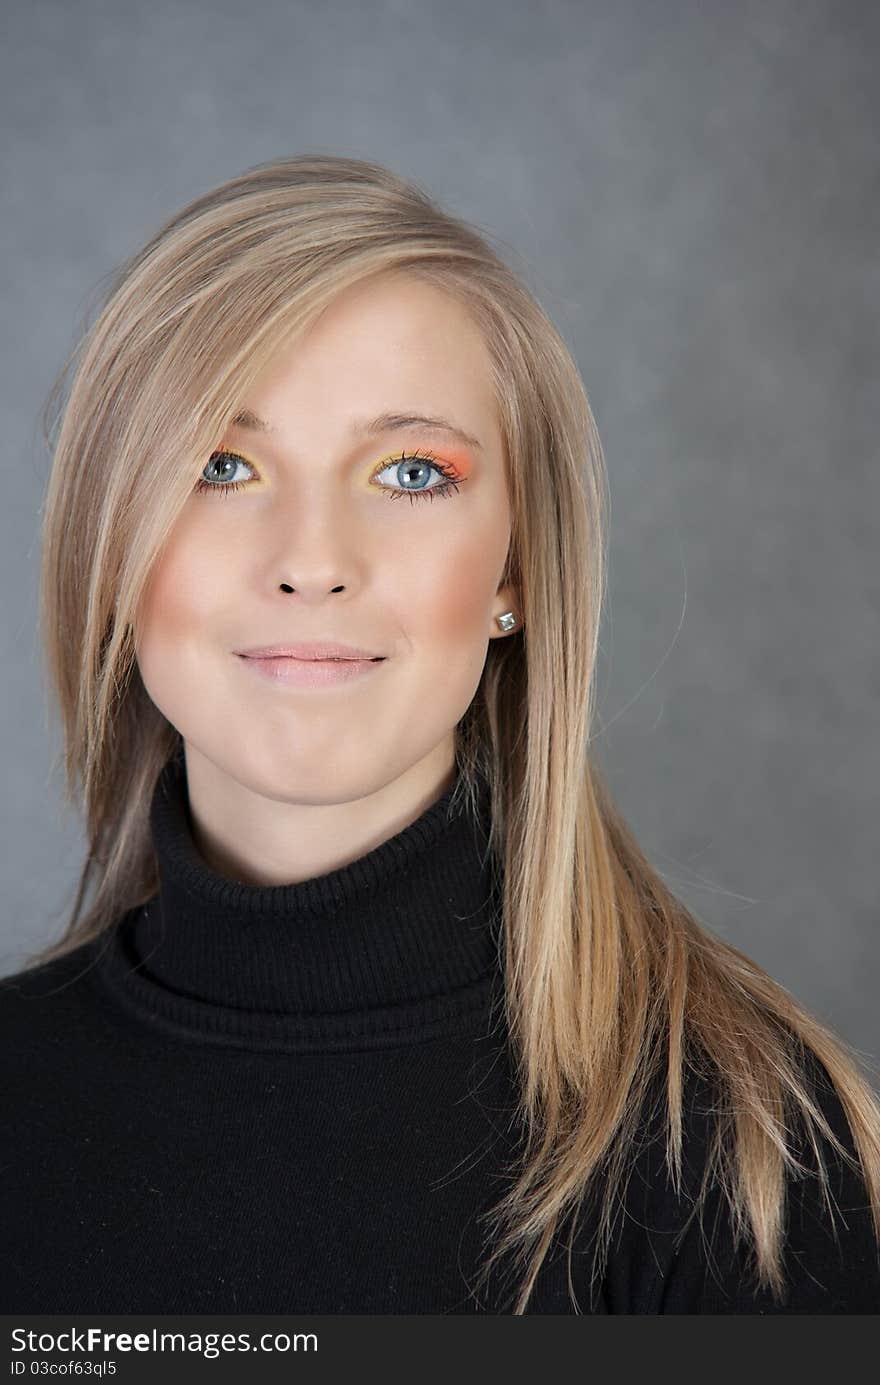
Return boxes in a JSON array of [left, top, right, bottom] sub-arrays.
[[2, 155, 879, 1314]]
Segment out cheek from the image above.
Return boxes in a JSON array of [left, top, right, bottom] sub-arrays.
[[134, 540, 227, 742], [134, 539, 211, 668], [404, 535, 501, 651]]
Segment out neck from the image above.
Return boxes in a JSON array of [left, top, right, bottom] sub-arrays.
[[95, 749, 505, 1053], [181, 739, 460, 889]]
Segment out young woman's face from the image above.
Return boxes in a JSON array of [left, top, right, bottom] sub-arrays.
[[134, 271, 518, 812]]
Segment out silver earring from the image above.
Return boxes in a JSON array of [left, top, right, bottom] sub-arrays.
[[496, 612, 517, 632]]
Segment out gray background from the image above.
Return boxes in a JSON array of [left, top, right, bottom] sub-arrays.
[[2, 1, 878, 1079]]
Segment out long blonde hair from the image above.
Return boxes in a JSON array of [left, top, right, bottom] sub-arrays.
[[29, 154, 880, 1312]]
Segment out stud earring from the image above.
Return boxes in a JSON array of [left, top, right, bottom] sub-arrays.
[[496, 612, 518, 632]]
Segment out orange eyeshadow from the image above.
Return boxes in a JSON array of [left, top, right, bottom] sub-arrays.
[[434, 446, 475, 480]]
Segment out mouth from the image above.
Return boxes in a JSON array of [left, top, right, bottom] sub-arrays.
[[237, 654, 386, 663], [235, 647, 386, 662], [236, 652, 389, 687]]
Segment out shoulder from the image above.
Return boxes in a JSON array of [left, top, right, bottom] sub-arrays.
[[0, 938, 111, 1056], [1, 939, 102, 998], [647, 1051, 880, 1313]]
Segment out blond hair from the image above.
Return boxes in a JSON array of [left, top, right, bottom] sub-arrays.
[[29, 154, 880, 1312]]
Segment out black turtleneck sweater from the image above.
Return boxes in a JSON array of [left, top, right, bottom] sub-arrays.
[[2, 753, 879, 1314]]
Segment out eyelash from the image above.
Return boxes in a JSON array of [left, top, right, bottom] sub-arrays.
[[193, 448, 465, 503]]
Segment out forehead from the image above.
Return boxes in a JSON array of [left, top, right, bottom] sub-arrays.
[[305, 271, 486, 350], [243, 273, 499, 432]]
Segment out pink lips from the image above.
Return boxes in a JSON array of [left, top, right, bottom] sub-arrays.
[[235, 642, 384, 661], [236, 652, 387, 688]]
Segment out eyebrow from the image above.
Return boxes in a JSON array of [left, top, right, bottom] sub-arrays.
[[230, 408, 483, 451]]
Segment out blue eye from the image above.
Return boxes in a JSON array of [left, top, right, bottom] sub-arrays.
[[194, 451, 256, 496], [194, 448, 465, 502], [370, 450, 464, 502]]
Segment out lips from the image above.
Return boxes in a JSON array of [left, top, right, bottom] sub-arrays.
[[235, 644, 386, 661], [237, 650, 388, 688]]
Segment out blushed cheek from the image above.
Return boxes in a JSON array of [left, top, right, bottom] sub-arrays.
[[134, 550, 222, 741], [134, 547, 206, 661], [417, 541, 500, 647]]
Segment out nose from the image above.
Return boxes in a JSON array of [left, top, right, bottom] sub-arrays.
[[266, 489, 365, 604]]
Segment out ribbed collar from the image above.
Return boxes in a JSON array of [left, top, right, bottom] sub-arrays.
[[95, 750, 505, 1052]]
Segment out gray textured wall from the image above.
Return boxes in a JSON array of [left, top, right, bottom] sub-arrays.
[[2, 1, 877, 1076]]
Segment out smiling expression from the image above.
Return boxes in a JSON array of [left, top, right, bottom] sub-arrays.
[[133, 270, 518, 808]]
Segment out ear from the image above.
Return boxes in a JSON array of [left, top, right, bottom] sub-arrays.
[[488, 581, 522, 640]]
